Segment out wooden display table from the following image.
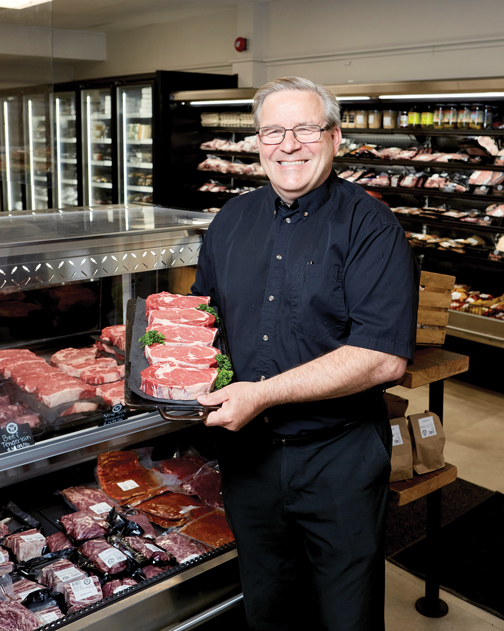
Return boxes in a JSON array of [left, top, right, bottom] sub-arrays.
[[390, 346, 469, 618]]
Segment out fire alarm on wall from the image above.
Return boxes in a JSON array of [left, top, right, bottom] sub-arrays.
[[234, 37, 247, 52]]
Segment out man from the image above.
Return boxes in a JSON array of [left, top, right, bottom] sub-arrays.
[[193, 77, 419, 630]]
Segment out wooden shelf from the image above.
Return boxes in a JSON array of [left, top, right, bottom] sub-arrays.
[[390, 463, 458, 506], [395, 347, 470, 389]]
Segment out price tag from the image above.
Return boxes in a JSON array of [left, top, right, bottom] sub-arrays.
[[0, 551, 6, 563], [117, 479, 139, 491], [98, 547, 127, 568], [70, 577, 99, 600], [0, 423, 34, 454], [55, 567, 85, 583], [89, 502, 112, 515], [391, 424, 403, 447], [100, 404, 127, 426], [418, 415, 437, 438], [144, 543, 164, 553], [18, 587, 42, 600], [20, 532, 45, 542], [40, 612, 61, 623]]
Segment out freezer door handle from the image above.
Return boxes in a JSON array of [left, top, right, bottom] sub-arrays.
[[162, 593, 244, 631]]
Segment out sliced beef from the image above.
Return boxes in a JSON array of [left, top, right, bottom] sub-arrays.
[[79, 538, 128, 574], [60, 510, 109, 541], [79, 363, 125, 385], [4, 529, 46, 562], [140, 364, 218, 400], [40, 558, 87, 592], [135, 493, 205, 529], [0, 601, 40, 631], [61, 485, 116, 514], [147, 308, 215, 329], [0, 350, 42, 377], [50, 347, 99, 369], [145, 292, 210, 314], [145, 324, 217, 347], [58, 357, 118, 378], [102, 578, 137, 598], [36, 378, 96, 408], [63, 575, 103, 613], [179, 509, 234, 549], [145, 344, 220, 369], [46, 532, 75, 553], [142, 564, 165, 578], [96, 380, 125, 406], [155, 532, 206, 564], [100, 325, 126, 351]]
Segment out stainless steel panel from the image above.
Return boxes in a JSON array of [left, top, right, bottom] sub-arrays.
[[447, 310, 504, 348]]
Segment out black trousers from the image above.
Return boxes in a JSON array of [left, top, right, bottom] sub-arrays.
[[216, 416, 391, 631]]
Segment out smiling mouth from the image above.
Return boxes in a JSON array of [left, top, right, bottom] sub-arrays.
[[278, 160, 307, 166]]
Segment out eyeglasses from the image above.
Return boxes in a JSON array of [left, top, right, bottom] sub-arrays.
[[256, 125, 328, 145]]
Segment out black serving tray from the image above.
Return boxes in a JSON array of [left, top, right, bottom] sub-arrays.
[[124, 298, 230, 422]]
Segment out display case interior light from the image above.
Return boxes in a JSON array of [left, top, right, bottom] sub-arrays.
[[0, 0, 52, 8], [378, 92, 504, 99], [336, 96, 371, 101], [189, 99, 254, 106]]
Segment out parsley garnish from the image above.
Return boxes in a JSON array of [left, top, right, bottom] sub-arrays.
[[139, 329, 165, 348], [214, 353, 233, 389], [197, 304, 220, 325]]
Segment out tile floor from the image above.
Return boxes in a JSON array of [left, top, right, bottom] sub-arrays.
[[385, 378, 504, 629]]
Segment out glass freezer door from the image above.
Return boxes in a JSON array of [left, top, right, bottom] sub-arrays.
[[82, 88, 114, 205], [117, 84, 153, 204], [0, 96, 25, 211], [53, 92, 79, 208], [23, 93, 52, 210]]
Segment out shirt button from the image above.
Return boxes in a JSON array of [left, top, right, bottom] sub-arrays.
[[285, 217, 291, 224], [276, 254, 282, 260], [259, 375, 266, 381], [263, 416, 269, 423], [263, 335, 269, 341], [304, 212, 309, 217], [268, 295, 274, 301]]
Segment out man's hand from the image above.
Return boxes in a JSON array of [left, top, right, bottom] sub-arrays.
[[197, 381, 267, 432]]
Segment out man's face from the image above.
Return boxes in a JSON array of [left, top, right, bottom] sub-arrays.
[[258, 90, 341, 205]]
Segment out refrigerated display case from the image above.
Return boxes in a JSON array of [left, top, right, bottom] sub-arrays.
[[23, 90, 52, 210], [54, 90, 80, 208], [0, 93, 25, 211]]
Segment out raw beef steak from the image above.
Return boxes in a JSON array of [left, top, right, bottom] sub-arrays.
[[102, 578, 137, 598], [148, 308, 215, 329], [155, 532, 206, 564], [79, 363, 125, 385], [0, 350, 42, 376], [50, 347, 98, 368], [4, 529, 46, 562], [58, 357, 118, 378], [0, 601, 40, 631], [40, 559, 87, 592], [145, 292, 210, 314], [123, 536, 173, 563], [60, 510, 109, 542], [145, 324, 217, 347], [145, 344, 220, 369], [45, 532, 75, 553], [59, 402, 99, 417], [96, 380, 125, 406], [140, 364, 218, 400], [0, 546, 14, 576], [2, 356, 47, 379], [79, 538, 128, 574], [63, 575, 103, 613], [101, 325, 126, 350], [61, 486, 116, 514], [36, 378, 96, 408]]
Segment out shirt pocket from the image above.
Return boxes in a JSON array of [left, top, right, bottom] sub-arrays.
[[290, 264, 348, 342]]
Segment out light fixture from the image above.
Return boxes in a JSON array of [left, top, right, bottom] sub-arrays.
[[337, 96, 371, 101], [379, 92, 504, 99], [0, 0, 52, 8], [189, 99, 253, 106]]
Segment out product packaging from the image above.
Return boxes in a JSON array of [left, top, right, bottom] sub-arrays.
[[407, 411, 445, 474], [383, 393, 409, 419], [389, 417, 414, 482]]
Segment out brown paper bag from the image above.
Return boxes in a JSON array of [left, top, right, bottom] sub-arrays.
[[389, 417, 414, 482], [408, 411, 445, 475], [383, 393, 409, 419]]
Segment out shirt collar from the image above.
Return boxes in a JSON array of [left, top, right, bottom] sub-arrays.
[[269, 170, 337, 221]]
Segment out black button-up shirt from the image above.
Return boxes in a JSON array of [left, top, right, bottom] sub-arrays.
[[192, 171, 419, 435]]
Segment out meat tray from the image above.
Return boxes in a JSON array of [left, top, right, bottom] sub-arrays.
[[124, 298, 229, 422]]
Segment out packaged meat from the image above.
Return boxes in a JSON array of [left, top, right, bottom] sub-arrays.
[[136, 493, 205, 529], [96, 380, 125, 407], [142, 564, 165, 578], [61, 485, 117, 515], [79, 538, 128, 575], [468, 170, 494, 186], [102, 578, 137, 598], [34, 604, 64, 625], [97, 450, 167, 506], [45, 532, 75, 553], [12, 578, 43, 602], [0, 522, 10, 538], [0, 546, 14, 576], [145, 324, 217, 347], [155, 532, 207, 564], [62, 575, 103, 613], [4, 529, 46, 562], [125, 513, 158, 539], [179, 510, 234, 549], [155, 450, 206, 490], [60, 510, 109, 541], [147, 308, 215, 329], [146, 292, 210, 314], [182, 463, 224, 510], [0, 601, 40, 631], [145, 344, 220, 369], [123, 536, 173, 563], [140, 364, 218, 401], [40, 558, 87, 593]]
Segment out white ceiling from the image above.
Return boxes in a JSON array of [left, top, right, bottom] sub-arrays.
[[0, 0, 274, 32]]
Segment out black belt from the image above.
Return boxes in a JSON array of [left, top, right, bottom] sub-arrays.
[[271, 422, 358, 447]]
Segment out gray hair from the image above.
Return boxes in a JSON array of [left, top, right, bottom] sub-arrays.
[[252, 77, 340, 130]]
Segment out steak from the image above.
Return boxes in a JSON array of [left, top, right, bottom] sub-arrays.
[[0, 414, 41, 429], [135, 493, 205, 529], [61, 485, 116, 514], [63, 575, 103, 613], [101, 325, 126, 351], [96, 380, 125, 406], [40, 558, 87, 592], [142, 565, 165, 578], [148, 308, 215, 329], [4, 529, 46, 562], [123, 536, 173, 563], [179, 509, 234, 549], [59, 357, 118, 378], [145, 324, 217, 347], [12, 578, 43, 601], [79, 538, 128, 574], [145, 344, 220, 369], [0, 404, 23, 419], [2, 356, 47, 379], [140, 364, 218, 400], [36, 378, 96, 408], [50, 347, 99, 368], [34, 605, 64, 625], [79, 363, 125, 385], [60, 510, 109, 541], [0, 545, 14, 576], [0, 350, 41, 376], [155, 532, 206, 564], [182, 464, 224, 510], [0, 601, 40, 631], [125, 513, 158, 538], [59, 402, 99, 417], [45, 532, 75, 553], [156, 452, 206, 488], [102, 578, 137, 598], [145, 292, 210, 314]]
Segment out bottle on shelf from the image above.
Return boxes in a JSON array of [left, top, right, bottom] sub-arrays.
[[469, 104, 484, 130], [442, 104, 458, 129], [457, 104, 471, 129], [398, 110, 409, 129], [432, 104, 444, 129], [420, 105, 433, 129], [408, 105, 421, 128], [382, 109, 397, 129], [368, 109, 382, 129], [355, 109, 368, 129]]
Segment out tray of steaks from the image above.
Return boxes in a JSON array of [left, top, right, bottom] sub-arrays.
[[125, 293, 233, 422]]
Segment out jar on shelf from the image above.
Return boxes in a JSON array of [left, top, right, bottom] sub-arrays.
[[457, 103, 470, 128], [483, 104, 496, 129], [432, 104, 444, 128], [382, 109, 397, 129], [408, 105, 421, 128], [398, 110, 409, 128], [347, 108, 356, 129], [368, 109, 382, 129], [469, 103, 484, 129], [355, 109, 368, 128], [340, 109, 349, 128], [442, 104, 458, 128], [420, 105, 433, 128]]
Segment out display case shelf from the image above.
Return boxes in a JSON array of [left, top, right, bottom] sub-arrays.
[[333, 156, 504, 173]]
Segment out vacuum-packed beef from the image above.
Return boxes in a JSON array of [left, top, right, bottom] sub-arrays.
[[0, 545, 14, 575], [102, 578, 137, 598], [142, 564, 165, 578], [179, 509, 234, 549], [156, 451, 206, 489], [0, 601, 40, 631], [79, 538, 128, 574], [4, 529, 46, 562], [155, 532, 207, 564], [136, 493, 205, 529], [40, 558, 88, 592], [35, 604, 64, 625], [60, 510, 108, 541], [12, 578, 43, 602], [123, 536, 173, 563], [62, 575, 103, 613], [182, 464, 224, 509], [61, 485, 116, 515], [46, 532, 75, 552]]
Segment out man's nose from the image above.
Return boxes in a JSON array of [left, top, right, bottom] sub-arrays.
[[280, 128, 302, 150]]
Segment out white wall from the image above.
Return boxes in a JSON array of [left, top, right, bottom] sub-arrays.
[[72, 0, 504, 86]]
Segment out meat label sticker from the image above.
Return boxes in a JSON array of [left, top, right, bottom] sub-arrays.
[[145, 543, 164, 553], [70, 578, 99, 600], [0, 422, 34, 454], [0, 551, 5, 563], [20, 532, 45, 542], [55, 566, 85, 583], [117, 479, 139, 491], [18, 587, 42, 600], [113, 585, 131, 594], [89, 502, 112, 515], [391, 424, 403, 447], [418, 416, 437, 438], [180, 554, 200, 564], [40, 612, 61, 624], [98, 548, 127, 568]]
